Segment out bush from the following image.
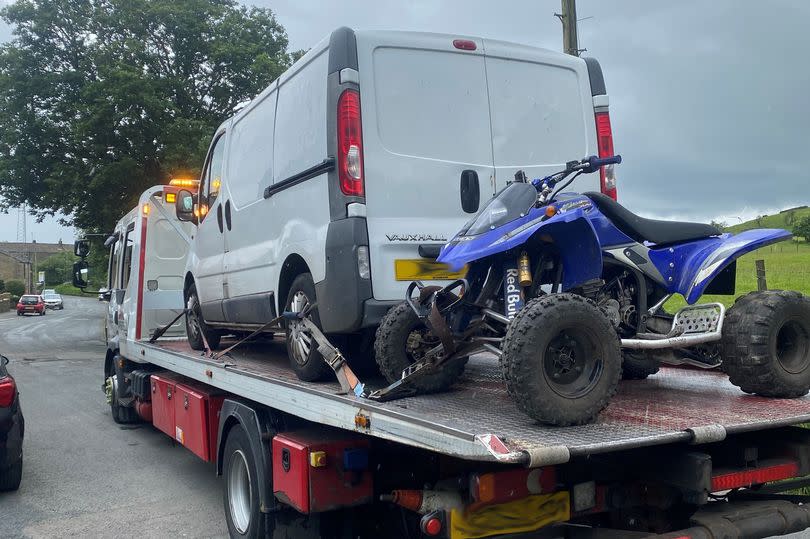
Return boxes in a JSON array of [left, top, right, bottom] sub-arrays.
[[0, 279, 5, 292], [6, 280, 25, 297]]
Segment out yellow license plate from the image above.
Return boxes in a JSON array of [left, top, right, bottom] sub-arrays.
[[450, 491, 570, 539], [394, 259, 467, 281]]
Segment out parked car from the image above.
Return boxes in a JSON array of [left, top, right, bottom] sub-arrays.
[[16, 295, 45, 316], [42, 293, 64, 310], [0, 355, 23, 491], [174, 27, 618, 382]]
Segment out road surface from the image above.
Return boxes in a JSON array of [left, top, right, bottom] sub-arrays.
[[0, 296, 227, 538]]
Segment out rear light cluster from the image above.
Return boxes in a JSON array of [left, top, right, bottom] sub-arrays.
[[595, 111, 617, 200], [337, 89, 365, 197], [0, 376, 16, 407], [711, 461, 800, 492]]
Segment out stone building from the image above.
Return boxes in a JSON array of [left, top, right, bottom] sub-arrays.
[[0, 241, 69, 287]]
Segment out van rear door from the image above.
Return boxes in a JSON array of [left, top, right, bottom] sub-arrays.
[[357, 32, 496, 301], [482, 39, 600, 193]]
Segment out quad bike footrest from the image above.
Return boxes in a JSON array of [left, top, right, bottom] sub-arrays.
[[622, 303, 725, 350]]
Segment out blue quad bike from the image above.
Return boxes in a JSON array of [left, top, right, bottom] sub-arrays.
[[373, 155, 810, 426]]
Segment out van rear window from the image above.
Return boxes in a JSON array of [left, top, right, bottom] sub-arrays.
[[372, 47, 492, 165]]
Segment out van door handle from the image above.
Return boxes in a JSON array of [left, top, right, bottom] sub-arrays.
[[216, 204, 223, 233], [225, 200, 232, 231], [460, 170, 480, 214]]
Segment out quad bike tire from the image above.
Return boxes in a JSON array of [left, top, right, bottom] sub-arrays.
[[621, 351, 660, 380], [185, 283, 221, 351], [721, 290, 810, 398], [501, 293, 622, 426], [374, 302, 467, 393]]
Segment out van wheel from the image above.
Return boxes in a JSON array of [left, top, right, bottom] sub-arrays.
[[223, 424, 266, 538], [285, 273, 332, 381], [722, 290, 810, 398], [185, 283, 221, 351]]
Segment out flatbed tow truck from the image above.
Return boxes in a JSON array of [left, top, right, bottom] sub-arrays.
[[74, 184, 810, 538]]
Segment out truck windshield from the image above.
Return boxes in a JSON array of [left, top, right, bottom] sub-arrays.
[[463, 182, 537, 236]]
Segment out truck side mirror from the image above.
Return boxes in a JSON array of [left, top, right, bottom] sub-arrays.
[[74, 239, 90, 258], [72, 260, 89, 289], [175, 189, 198, 224]]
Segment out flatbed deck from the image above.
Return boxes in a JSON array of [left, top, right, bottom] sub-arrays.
[[124, 337, 810, 467]]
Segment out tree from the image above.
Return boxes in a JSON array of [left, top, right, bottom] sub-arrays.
[[0, 0, 295, 234], [0, 279, 4, 292], [793, 216, 810, 241], [37, 251, 75, 285], [6, 280, 24, 297], [710, 220, 728, 231]]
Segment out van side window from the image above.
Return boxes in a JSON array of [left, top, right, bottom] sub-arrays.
[[121, 225, 135, 290], [201, 134, 226, 217]]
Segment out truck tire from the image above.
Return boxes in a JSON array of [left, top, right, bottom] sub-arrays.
[[722, 290, 810, 398], [107, 370, 139, 424], [374, 302, 467, 393], [284, 273, 332, 382], [185, 283, 221, 351], [223, 424, 266, 539], [501, 294, 622, 426], [622, 351, 660, 380], [0, 458, 22, 491]]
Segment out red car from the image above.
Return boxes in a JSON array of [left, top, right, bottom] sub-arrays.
[[16, 295, 45, 316], [0, 355, 23, 491]]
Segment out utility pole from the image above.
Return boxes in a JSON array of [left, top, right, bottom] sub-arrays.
[[557, 0, 580, 56]]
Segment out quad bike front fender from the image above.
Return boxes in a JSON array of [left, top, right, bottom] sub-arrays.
[[649, 228, 792, 304]]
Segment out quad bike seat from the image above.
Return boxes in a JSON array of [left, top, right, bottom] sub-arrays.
[[584, 192, 721, 245]]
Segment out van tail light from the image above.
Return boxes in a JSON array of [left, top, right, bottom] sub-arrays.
[[337, 89, 365, 197], [0, 376, 16, 407], [595, 111, 617, 200]]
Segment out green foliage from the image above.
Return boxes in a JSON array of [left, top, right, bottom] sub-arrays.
[[5, 279, 24, 296], [37, 251, 75, 285], [709, 220, 728, 231], [0, 279, 4, 292], [0, 0, 295, 234], [54, 282, 86, 297], [794, 216, 810, 241]]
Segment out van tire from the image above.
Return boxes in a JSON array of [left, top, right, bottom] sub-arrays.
[[374, 302, 467, 393], [185, 283, 221, 351], [285, 273, 332, 382], [501, 294, 621, 426], [722, 290, 810, 398]]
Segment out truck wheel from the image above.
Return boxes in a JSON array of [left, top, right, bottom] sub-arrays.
[[223, 424, 265, 539], [0, 458, 22, 492], [185, 283, 221, 351], [285, 273, 332, 381], [106, 371, 139, 424], [374, 302, 467, 393], [622, 351, 660, 380], [722, 290, 810, 398], [501, 294, 622, 426]]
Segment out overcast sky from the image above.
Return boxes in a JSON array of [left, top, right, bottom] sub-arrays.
[[0, 0, 808, 242]]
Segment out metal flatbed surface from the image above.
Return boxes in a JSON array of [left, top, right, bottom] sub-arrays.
[[125, 337, 810, 466]]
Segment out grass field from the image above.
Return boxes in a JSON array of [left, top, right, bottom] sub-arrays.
[[666, 240, 810, 311], [726, 206, 810, 234]]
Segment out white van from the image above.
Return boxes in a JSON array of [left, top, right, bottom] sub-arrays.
[[176, 27, 617, 381]]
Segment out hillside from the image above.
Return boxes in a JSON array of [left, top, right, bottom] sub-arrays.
[[726, 205, 810, 233]]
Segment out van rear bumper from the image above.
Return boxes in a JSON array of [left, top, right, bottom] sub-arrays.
[[316, 217, 374, 334]]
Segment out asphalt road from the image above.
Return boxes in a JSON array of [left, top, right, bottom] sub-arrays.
[[0, 296, 227, 538]]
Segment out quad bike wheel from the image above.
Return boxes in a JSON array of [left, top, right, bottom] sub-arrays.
[[501, 293, 622, 426], [721, 290, 810, 398], [374, 302, 467, 393], [621, 351, 660, 380]]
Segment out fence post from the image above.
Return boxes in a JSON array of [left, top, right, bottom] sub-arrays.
[[755, 259, 767, 291]]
